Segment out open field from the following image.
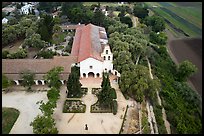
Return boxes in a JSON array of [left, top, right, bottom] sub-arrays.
[[167, 7, 202, 29], [146, 2, 202, 38], [2, 108, 20, 134], [168, 38, 202, 96]]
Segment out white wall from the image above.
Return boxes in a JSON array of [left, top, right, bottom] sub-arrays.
[[80, 58, 103, 78], [101, 45, 113, 72]]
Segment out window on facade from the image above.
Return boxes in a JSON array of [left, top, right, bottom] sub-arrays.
[[104, 56, 106, 60], [108, 56, 110, 60], [106, 50, 108, 54], [90, 66, 93, 69]]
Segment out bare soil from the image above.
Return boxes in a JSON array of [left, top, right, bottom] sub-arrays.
[[168, 38, 202, 96]]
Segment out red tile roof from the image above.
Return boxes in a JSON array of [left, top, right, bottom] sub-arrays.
[[71, 23, 106, 62]]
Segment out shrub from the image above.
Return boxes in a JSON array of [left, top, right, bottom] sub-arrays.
[[37, 50, 57, 59], [2, 50, 9, 59], [112, 100, 118, 115]]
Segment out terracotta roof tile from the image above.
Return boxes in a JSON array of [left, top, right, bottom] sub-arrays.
[[71, 23, 106, 62]]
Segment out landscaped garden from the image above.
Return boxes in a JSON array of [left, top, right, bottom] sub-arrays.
[[2, 107, 20, 134], [91, 73, 118, 114], [63, 100, 86, 113]]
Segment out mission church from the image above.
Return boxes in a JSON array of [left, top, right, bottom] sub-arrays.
[[2, 23, 120, 85]]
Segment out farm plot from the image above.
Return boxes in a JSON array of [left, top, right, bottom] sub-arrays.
[[152, 7, 200, 37], [161, 7, 202, 36], [167, 7, 202, 29]]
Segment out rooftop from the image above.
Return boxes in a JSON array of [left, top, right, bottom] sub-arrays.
[[71, 23, 107, 62]]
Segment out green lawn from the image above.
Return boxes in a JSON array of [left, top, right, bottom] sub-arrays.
[[2, 108, 20, 134]]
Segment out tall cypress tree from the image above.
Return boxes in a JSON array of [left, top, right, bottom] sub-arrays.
[[67, 66, 82, 97]]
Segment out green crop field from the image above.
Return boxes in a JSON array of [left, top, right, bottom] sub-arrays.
[[146, 2, 202, 37], [167, 7, 202, 29]]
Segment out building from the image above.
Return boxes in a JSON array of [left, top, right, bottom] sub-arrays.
[[2, 18, 8, 24], [71, 23, 120, 78], [2, 24, 120, 86], [2, 56, 77, 85], [20, 4, 33, 15], [2, 6, 16, 14]]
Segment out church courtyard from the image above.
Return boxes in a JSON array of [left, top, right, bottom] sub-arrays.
[[2, 76, 138, 134]]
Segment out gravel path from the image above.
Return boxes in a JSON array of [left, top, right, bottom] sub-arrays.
[[2, 91, 48, 134]]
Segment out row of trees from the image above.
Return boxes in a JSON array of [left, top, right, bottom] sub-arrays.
[[30, 66, 64, 134], [149, 43, 201, 133]]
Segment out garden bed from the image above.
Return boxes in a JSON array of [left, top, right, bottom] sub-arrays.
[[90, 100, 112, 113], [63, 100, 86, 113], [67, 87, 88, 98]]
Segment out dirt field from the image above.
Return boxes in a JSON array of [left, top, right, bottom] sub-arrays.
[[168, 38, 202, 96]]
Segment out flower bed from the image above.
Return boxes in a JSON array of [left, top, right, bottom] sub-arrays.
[[63, 100, 86, 113], [90, 100, 112, 113]]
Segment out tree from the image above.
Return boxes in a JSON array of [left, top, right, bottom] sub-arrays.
[[30, 115, 58, 134], [67, 66, 82, 97], [92, 8, 105, 26], [149, 31, 167, 45], [177, 60, 198, 82], [37, 14, 54, 42], [119, 65, 150, 102], [2, 50, 9, 59], [44, 67, 64, 89], [98, 73, 113, 108], [37, 50, 57, 59], [120, 16, 133, 28], [47, 87, 60, 103], [20, 70, 35, 91], [22, 33, 46, 49], [133, 5, 149, 19], [143, 15, 165, 32], [37, 101, 55, 117]]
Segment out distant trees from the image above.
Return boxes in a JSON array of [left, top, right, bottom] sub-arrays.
[[133, 4, 149, 19], [177, 60, 198, 82], [37, 50, 57, 59], [37, 14, 54, 42], [65, 37, 73, 53], [22, 33, 46, 49], [38, 2, 61, 13], [20, 70, 35, 91], [149, 31, 167, 45], [5, 49, 27, 59], [67, 66, 82, 97], [143, 15, 165, 32]]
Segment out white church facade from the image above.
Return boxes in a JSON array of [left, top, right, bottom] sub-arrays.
[[71, 23, 120, 78]]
